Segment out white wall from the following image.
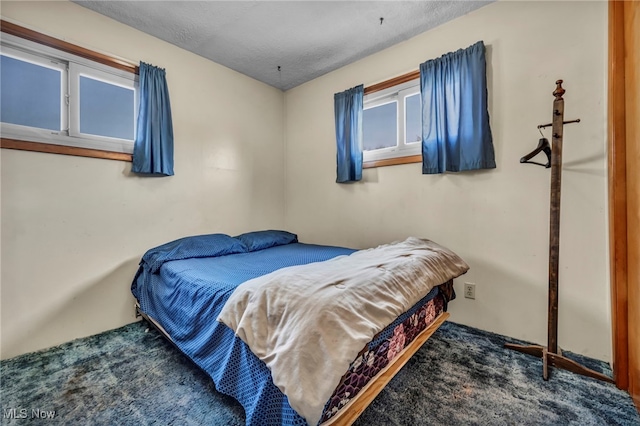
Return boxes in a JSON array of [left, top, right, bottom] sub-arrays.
[[0, 1, 285, 359], [1, 0, 612, 363], [284, 1, 611, 361]]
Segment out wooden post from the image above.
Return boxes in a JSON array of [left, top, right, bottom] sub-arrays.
[[547, 80, 565, 356]]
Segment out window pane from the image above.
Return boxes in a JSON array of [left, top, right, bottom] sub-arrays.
[[405, 93, 422, 144], [79, 76, 134, 140], [0, 55, 61, 131], [363, 102, 397, 151]]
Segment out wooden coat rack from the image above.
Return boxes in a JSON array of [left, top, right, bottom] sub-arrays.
[[506, 80, 613, 384]]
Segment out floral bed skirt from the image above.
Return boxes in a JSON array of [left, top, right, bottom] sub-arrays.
[[320, 287, 447, 422]]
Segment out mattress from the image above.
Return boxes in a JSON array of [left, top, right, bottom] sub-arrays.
[[132, 240, 454, 425]]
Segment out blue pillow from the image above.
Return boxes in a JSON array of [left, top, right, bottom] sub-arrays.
[[142, 233, 247, 273], [234, 230, 298, 252]]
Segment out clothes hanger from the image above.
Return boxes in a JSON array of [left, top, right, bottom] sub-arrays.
[[520, 128, 551, 168]]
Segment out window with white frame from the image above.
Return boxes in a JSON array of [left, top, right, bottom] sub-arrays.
[[0, 34, 138, 154], [363, 78, 421, 163]]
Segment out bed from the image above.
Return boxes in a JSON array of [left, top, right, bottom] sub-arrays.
[[132, 230, 468, 425]]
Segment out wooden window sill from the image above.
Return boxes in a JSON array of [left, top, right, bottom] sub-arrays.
[[0, 139, 133, 162], [363, 154, 421, 169]]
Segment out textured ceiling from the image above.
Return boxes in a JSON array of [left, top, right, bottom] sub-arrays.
[[74, 1, 492, 91]]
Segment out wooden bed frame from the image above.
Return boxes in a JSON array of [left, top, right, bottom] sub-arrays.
[[135, 301, 449, 426]]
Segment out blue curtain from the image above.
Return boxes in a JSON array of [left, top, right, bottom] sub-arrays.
[[132, 62, 174, 176], [334, 85, 364, 183], [420, 41, 496, 174]]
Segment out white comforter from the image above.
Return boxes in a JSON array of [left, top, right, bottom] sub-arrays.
[[217, 237, 469, 425]]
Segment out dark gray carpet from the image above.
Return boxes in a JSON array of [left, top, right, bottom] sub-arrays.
[[1, 320, 638, 425]]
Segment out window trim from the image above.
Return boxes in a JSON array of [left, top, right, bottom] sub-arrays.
[[362, 70, 422, 169], [0, 20, 138, 74], [0, 19, 137, 162]]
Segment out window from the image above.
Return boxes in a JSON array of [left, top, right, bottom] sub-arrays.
[[1, 48, 65, 132], [363, 78, 421, 164], [1, 31, 138, 155]]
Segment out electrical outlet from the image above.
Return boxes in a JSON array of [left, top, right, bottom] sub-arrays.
[[464, 283, 476, 299]]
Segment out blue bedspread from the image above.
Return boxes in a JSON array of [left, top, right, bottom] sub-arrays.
[[132, 242, 355, 425]]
